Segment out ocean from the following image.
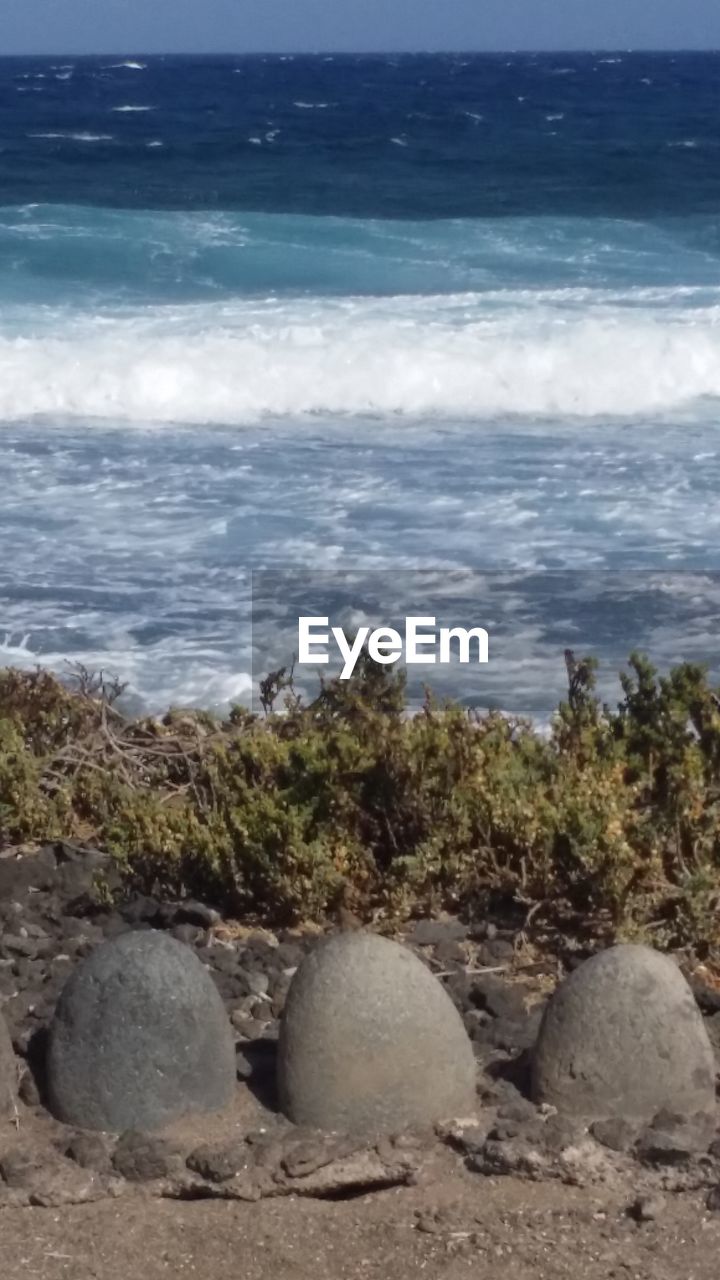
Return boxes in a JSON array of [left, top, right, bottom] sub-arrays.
[[2, 51, 720, 715]]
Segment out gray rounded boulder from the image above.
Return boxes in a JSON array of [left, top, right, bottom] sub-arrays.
[[532, 943, 716, 1123], [277, 931, 477, 1134], [47, 929, 236, 1132], [0, 1012, 17, 1116]]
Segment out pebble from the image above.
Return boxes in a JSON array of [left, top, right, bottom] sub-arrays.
[[707, 1185, 720, 1212], [591, 1117, 639, 1153], [186, 1140, 250, 1182], [112, 1131, 184, 1182], [410, 919, 468, 947], [65, 1132, 113, 1175], [629, 1194, 665, 1223]]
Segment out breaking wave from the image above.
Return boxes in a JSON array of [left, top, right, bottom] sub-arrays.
[[1, 293, 719, 424], [0, 203, 718, 424]]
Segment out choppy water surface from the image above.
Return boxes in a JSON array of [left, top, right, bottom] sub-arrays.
[[2, 53, 720, 711]]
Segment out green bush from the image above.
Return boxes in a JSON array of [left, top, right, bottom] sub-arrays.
[[0, 653, 719, 953]]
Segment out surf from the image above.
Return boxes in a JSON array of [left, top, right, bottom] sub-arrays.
[[0, 292, 719, 424]]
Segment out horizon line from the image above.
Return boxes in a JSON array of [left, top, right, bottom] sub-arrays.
[[3, 46, 720, 58]]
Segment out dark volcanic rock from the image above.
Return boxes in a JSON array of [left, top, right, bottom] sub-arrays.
[[46, 929, 236, 1132], [119, 895, 163, 927], [532, 944, 717, 1124], [171, 923, 203, 947], [541, 1114, 586, 1153], [410, 919, 468, 947], [54, 845, 111, 900], [0, 847, 57, 898], [629, 1194, 665, 1223], [707, 1185, 720, 1212], [590, 1117, 640, 1153], [274, 940, 305, 970], [18, 1068, 41, 1108], [278, 931, 477, 1135], [689, 976, 720, 1015], [0, 1148, 47, 1188], [0, 1011, 17, 1115], [477, 938, 515, 965], [0, 1146, 110, 1207], [496, 1097, 539, 1126], [112, 1130, 185, 1181], [484, 1016, 540, 1054], [469, 974, 527, 1022], [173, 901, 220, 930], [64, 1132, 113, 1175], [636, 1109, 715, 1164], [186, 1140, 251, 1182]]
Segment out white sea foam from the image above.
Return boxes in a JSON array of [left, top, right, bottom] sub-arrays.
[[294, 101, 330, 109], [109, 61, 147, 70], [1, 292, 720, 425], [112, 105, 155, 113], [28, 132, 114, 142], [0, 631, 252, 714]]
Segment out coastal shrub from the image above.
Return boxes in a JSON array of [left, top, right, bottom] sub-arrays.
[[0, 653, 719, 953]]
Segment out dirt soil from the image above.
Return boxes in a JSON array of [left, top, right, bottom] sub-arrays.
[[3, 1158, 720, 1280]]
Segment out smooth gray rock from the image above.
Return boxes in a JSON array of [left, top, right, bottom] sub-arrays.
[[0, 1012, 17, 1116], [278, 931, 477, 1134], [46, 929, 236, 1132], [532, 944, 716, 1123]]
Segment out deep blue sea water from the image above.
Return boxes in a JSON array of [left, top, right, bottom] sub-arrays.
[[2, 52, 720, 713]]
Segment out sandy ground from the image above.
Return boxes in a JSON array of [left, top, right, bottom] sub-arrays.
[[3, 1158, 720, 1280]]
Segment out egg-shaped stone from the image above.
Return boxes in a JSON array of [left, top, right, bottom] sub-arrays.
[[47, 929, 236, 1131], [278, 931, 477, 1134], [532, 944, 716, 1124]]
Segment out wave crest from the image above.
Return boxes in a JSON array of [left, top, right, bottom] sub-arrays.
[[1, 296, 720, 423]]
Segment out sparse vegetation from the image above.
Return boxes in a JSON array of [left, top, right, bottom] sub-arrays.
[[0, 653, 719, 954]]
